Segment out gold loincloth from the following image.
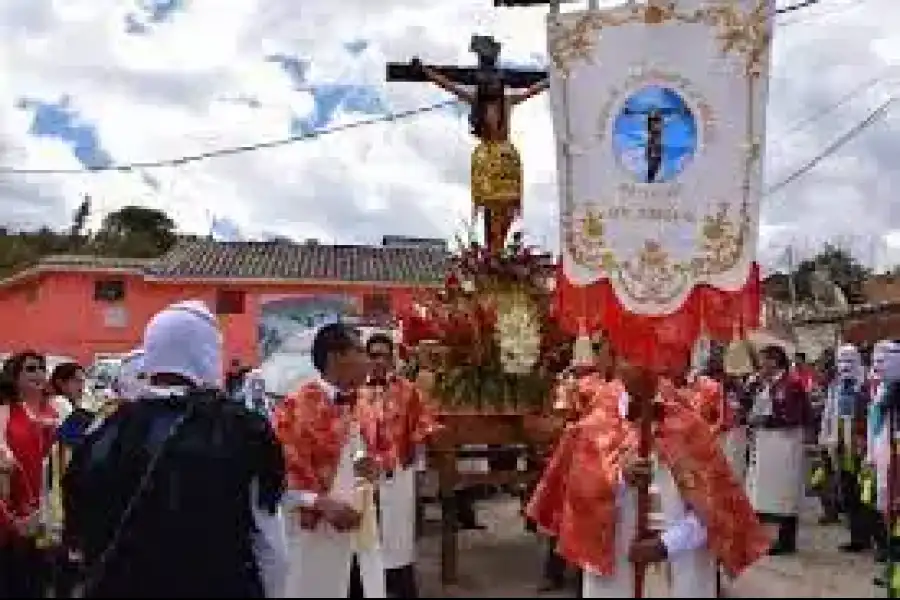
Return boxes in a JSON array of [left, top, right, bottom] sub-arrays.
[[471, 140, 522, 213]]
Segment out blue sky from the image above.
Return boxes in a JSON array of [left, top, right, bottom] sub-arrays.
[[14, 37, 548, 179], [9, 6, 548, 242], [17, 96, 112, 170], [2, 0, 899, 267], [124, 0, 185, 34]]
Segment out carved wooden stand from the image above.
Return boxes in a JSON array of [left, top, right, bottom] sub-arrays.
[[428, 411, 564, 585]]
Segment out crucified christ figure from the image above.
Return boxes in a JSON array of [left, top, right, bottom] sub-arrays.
[[411, 36, 549, 254]]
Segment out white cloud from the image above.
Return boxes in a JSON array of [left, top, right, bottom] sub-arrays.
[[0, 0, 897, 270]]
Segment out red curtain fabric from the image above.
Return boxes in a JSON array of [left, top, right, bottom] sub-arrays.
[[554, 263, 761, 370]]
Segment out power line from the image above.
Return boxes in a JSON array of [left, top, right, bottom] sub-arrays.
[[775, 0, 826, 15], [779, 69, 895, 138], [0, 99, 461, 175], [0, 0, 853, 177], [765, 95, 896, 197], [779, 0, 873, 26]]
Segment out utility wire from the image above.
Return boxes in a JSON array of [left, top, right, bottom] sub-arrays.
[[0, 99, 461, 175], [765, 95, 896, 196], [774, 0, 825, 15], [779, 0, 872, 26], [0, 0, 835, 176], [779, 70, 895, 137]]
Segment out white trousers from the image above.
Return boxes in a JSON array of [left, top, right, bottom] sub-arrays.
[[378, 466, 417, 570]]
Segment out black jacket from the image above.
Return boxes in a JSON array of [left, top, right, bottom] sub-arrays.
[[63, 390, 285, 598]]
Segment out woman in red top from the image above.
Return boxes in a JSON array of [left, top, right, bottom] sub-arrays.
[[0, 351, 58, 598]]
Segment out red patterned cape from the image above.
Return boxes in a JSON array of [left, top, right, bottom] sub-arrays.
[[555, 374, 626, 423], [272, 380, 389, 528], [359, 376, 441, 470], [686, 376, 735, 434], [526, 380, 769, 578]]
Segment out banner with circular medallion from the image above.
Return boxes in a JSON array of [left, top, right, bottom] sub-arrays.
[[547, 0, 772, 318]]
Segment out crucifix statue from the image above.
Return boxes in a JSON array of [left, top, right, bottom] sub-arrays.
[[620, 106, 691, 183], [387, 35, 549, 254]]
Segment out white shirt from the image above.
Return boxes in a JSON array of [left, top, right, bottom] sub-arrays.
[[50, 395, 74, 421], [617, 391, 708, 557]]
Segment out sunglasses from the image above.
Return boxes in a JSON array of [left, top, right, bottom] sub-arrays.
[[23, 364, 46, 374], [368, 352, 392, 360]]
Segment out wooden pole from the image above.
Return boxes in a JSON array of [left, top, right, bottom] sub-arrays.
[[635, 392, 652, 598], [623, 366, 658, 599], [435, 439, 459, 585]]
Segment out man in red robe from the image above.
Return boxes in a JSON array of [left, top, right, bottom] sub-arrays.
[[539, 337, 625, 591], [359, 332, 440, 598], [274, 323, 390, 598], [527, 368, 769, 597]]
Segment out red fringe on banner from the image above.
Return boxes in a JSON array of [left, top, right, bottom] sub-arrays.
[[554, 263, 761, 371]]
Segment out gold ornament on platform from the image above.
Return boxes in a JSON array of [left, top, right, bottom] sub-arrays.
[[495, 290, 542, 375], [401, 234, 573, 412]]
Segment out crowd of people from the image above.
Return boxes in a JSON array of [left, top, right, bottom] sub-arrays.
[[530, 335, 900, 596], [0, 297, 898, 598]]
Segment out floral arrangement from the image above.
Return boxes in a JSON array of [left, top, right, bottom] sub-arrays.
[[402, 233, 574, 412]]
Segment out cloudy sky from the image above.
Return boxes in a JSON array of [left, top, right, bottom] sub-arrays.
[[0, 0, 897, 269]]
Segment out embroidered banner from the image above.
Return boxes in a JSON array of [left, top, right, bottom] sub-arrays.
[[548, 0, 773, 316]]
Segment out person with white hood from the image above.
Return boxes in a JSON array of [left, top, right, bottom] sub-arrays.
[[62, 300, 288, 598], [820, 343, 874, 553], [868, 340, 899, 588]]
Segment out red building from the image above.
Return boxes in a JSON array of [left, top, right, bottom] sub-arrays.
[[0, 236, 447, 366]]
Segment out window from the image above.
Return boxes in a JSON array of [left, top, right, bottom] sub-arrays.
[[94, 279, 125, 302], [216, 290, 246, 315]]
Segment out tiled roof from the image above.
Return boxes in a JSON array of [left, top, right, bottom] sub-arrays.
[[144, 238, 449, 284], [37, 255, 156, 270]]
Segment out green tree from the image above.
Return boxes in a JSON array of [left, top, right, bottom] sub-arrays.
[[794, 244, 870, 304], [94, 205, 177, 258]]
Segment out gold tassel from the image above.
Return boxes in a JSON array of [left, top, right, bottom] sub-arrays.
[[354, 479, 378, 551], [724, 325, 754, 377], [572, 320, 594, 368]]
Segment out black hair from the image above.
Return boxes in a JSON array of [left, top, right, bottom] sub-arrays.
[[760, 345, 790, 371], [1, 350, 47, 402], [311, 323, 360, 375], [366, 332, 394, 354], [49, 362, 84, 396], [0, 374, 15, 405]]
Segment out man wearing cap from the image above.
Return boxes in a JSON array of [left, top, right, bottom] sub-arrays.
[[63, 300, 287, 597]]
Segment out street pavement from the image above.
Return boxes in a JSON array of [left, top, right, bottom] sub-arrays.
[[417, 497, 883, 598]]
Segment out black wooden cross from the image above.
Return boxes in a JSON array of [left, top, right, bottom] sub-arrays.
[[385, 34, 546, 102]]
